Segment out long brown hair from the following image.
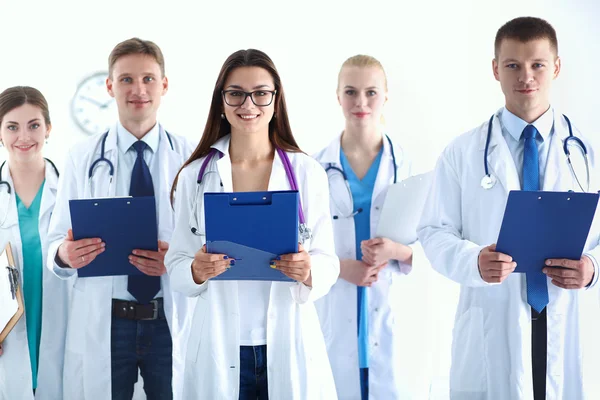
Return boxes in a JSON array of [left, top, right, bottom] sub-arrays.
[[171, 49, 301, 204]]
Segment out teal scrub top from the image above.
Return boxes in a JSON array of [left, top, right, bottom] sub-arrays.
[[339, 149, 383, 370], [16, 180, 45, 389]]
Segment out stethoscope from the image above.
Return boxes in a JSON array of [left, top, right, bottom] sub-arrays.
[[0, 158, 60, 227], [325, 134, 397, 219], [481, 114, 590, 192], [188, 147, 312, 244], [0, 158, 59, 194], [87, 129, 174, 196]]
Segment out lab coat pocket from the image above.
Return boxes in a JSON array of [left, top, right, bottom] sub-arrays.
[[72, 275, 86, 292], [186, 296, 208, 363], [450, 307, 487, 393]]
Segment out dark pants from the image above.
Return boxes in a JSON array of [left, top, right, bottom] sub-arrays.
[[360, 368, 369, 399], [110, 315, 173, 400], [239, 345, 269, 400], [532, 308, 547, 400]]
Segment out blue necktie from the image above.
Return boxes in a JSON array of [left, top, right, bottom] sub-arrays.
[[522, 125, 548, 313], [127, 141, 160, 304]]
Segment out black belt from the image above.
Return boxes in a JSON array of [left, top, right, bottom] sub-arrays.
[[531, 307, 547, 400], [112, 298, 165, 321]]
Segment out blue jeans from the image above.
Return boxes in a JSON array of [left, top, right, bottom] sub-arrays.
[[110, 315, 173, 400], [239, 345, 268, 400]]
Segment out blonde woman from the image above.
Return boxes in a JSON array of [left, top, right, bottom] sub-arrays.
[[314, 55, 432, 399]]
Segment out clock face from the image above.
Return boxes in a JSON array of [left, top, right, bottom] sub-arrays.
[[71, 72, 117, 135]]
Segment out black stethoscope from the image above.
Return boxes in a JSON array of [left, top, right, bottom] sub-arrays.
[[481, 114, 590, 192], [87, 129, 174, 195], [325, 134, 397, 219], [0, 158, 60, 228], [0, 158, 59, 194]]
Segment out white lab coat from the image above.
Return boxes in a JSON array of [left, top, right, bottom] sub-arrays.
[[45, 126, 196, 400], [417, 108, 600, 400], [0, 160, 71, 400], [165, 134, 340, 399], [313, 133, 436, 399]]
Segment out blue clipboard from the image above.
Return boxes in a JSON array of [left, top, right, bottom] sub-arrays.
[[69, 196, 158, 277], [204, 191, 299, 282], [496, 191, 599, 275]]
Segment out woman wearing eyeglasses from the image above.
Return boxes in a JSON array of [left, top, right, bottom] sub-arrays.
[[0, 86, 69, 400], [313, 55, 433, 399], [165, 49, 339, 399]]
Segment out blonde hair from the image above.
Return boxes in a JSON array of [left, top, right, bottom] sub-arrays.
[[337, 54, 388, 92], [337, 55, 388, 125]]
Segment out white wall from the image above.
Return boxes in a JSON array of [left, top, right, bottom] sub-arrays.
[[2, 0, 598, 172], [1, 0, 598, 398]]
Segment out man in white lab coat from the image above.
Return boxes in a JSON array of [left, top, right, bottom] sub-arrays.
[[418, 16, 600, 400], [46, 38, 194, 400]]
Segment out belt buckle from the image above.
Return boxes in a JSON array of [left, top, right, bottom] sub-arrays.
[[139, 299, 159, 320]]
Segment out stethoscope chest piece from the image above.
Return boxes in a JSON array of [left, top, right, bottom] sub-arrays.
[[481, 174, 496, 190]]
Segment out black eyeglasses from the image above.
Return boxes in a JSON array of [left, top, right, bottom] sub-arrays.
[[222, 90, 277, 107]]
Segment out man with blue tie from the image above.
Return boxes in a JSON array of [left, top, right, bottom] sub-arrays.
[[46, 38, 195, 400], [418, 17, 600, 399]]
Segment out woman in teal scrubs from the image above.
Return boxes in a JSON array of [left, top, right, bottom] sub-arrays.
[[0, 86, 68, 399]]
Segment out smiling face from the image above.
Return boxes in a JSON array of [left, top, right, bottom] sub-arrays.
[[222, 66, 276, 137], [106, 53, 168, 127], [0, 103, 50, 165], [493, 38, 560, 120]]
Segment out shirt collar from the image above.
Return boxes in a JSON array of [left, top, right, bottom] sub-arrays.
[[501, 106, 554, 142], [117, 121, 160, 154], [210, 134, 231, 154]]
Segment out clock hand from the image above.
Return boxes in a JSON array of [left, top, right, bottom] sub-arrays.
[[79, 96, 104, 107], [100, 98, 115, 109]]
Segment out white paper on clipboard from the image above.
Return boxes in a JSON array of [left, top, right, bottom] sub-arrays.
[[375, 171, 433, 244]]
